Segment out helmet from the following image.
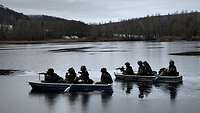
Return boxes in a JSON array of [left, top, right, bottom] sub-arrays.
[[47, 68, 54, 74], [125, 62, 130, 66], [169, 60, 174, 65], [81, 65, 86, 71], [137, 61, 143, 65], [68, 67, 75, 73], [101, 68, 107, 73], [143, 61, 148, 66]]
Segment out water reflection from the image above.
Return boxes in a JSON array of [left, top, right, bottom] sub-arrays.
[[116, 80, 182, 100], [137, 81, 153, 99], [101, 93, 113, 108], [67, 93, 79, 105], [29, 91, 113, 112], [155, 83, 183, 100], [29, 90, 60, 110]]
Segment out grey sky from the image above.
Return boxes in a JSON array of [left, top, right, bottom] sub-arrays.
[[1, 0, 200, 23]]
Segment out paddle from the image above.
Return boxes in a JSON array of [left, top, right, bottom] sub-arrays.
[[64, 84, 72, 93]]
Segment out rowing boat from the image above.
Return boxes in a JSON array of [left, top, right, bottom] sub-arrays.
[[114, 72, 183, 83], [29, 81, 113, 93]]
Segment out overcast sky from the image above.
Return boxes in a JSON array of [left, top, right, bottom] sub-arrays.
[[1, 0, 200, 23]]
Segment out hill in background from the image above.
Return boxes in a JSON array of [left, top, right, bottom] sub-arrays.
[[0, 4, 200, 41]]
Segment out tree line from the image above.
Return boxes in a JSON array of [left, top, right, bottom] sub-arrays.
[[89, 11, 200, 41], [1, 5, 200, 41]]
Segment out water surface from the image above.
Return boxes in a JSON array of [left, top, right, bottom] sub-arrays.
[[0, 41, 200, 113]]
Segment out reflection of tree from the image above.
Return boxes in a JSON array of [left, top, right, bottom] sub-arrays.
[[137, 81, 153, 99]]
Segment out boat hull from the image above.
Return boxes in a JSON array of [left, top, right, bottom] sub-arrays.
[[114, 73, 183, 83], [114, 73, 156, 82], [155, 76, 183, 83], [29, 82, 113, 93]]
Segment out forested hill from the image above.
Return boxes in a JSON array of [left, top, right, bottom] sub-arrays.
[[92, 12, 200, 41], [0, 5, 29, 24], [28, 15, 67, 22], [1, 4, 200, 41], [0, 5, 89, 41]]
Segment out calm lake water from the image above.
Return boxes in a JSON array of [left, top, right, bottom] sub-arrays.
[[0, 41, 200, 113]]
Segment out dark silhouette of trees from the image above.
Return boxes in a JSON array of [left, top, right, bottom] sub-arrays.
[[0, 4, 200, 41], [88, 11, 200, 41]]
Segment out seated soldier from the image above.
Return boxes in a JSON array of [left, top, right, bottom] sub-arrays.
[[65, 67, 77, 83], [143, 61, 153, 75], [96, 68, 113, 84], [167, 60, 178, 76], [137, 61, 146, 75], [77, 66, 94, 84], [44, 68, 64, 83], [122, 62, 135, 75], [159, 68, 168, 76]]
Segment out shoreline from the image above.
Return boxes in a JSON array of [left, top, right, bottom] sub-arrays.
[[0, 38, 199, 45]]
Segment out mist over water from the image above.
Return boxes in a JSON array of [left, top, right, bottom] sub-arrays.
[[0, 41, 200, 113]]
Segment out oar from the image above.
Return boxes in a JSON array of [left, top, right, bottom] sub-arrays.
[[153, 73, 159, 84], [64, 84, 72, 93]]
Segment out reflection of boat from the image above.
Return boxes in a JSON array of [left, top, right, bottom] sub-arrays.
[[29, 81, 113, 93], [154, 82, 182, 100], [114, 72, 156, 82], [155, 75, 183, 83]]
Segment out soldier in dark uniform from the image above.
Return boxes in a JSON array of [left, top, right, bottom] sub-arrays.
[[96, 68, 113, 84], [65, 67, 77, 83], [167, 60, 178, 76], [137, 61, 146, 75], [78, 66, 93, 84], [44, 68, 64, 83], [143, 61, 153, 75], [122, 62, 135, 75]]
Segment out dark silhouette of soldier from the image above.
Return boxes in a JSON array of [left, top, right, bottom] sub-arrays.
[[96, 68, 113, 84], [44, 68, 64, 83]]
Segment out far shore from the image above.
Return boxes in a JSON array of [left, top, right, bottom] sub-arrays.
[[0, 38, 144, 44], [0, 37, 199, 44]]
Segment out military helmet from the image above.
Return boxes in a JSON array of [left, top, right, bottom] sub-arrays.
[[47, 68, 54, 74], [169, 60, 175, 65], [143, 61, 148, 65], [125, 62, 130, 66], [68, 67, 75, 73], [137, 61, 143, 65], [81, 65, 87, 71], [101, 68, 107, 73]]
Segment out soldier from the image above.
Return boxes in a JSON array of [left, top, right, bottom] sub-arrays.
[[167, 60, 178, 76], [137, 61, 146, 75], [96, 68, 113, 84], [123, 62, 135, 75], [159, 68, 168, 76], [78, 66, 93, 84], [143, 61, 153, 75], [65, 67, 77, 83], [44, 68, 64, 83]]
